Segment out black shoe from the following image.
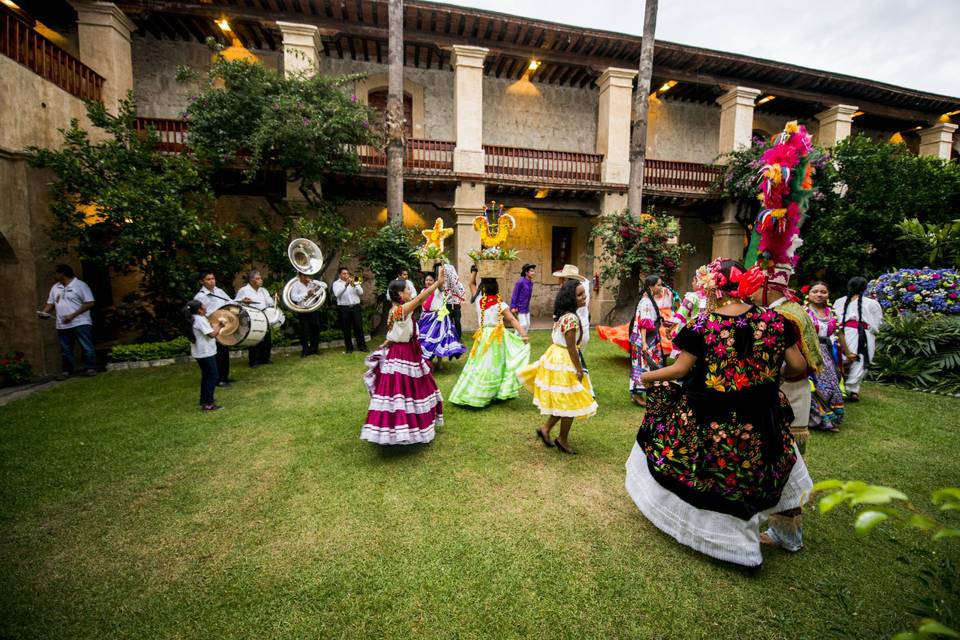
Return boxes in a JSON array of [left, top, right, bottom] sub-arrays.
[[202, 404, 224, 411], [84, 369, 97, 377], [56, 372, 71, 381], [536, 428, 554, 447], [555, 439, 577, 455], [217, 381, 231, 388]]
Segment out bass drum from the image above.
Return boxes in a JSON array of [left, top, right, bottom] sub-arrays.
[[209, 303, 269, 348]]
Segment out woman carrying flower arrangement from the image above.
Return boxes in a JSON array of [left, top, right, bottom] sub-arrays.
[[833, 276, 884, 402], [804, 281, 845, 431], [518, 279, 597, 455], [417, 265, 467, 366], [624, 258, 813, 567], [449, 269, 530, 408]]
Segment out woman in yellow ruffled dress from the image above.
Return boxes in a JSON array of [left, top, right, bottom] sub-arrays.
[[518, 280, 597, 454]]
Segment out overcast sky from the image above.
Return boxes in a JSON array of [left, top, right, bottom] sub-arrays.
[[447, 0, 960, 99]]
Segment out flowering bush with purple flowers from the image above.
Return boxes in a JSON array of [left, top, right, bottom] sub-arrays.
[[868, 268, 960, 316]]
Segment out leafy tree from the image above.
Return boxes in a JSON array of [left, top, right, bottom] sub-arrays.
[[28, 96, 245, 340], [357, 222, 418, 334], [801, 136, 960, 286], [897, 218, 960, 268], [177, 40, 376, 209]]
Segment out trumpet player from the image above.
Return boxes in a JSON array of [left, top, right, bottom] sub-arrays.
[[291, 272, 327, 357]]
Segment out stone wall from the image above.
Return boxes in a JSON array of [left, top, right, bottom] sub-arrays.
[[320, 57, 455, 141], [132, 35, 281, 119], [481, 77, 598, 153], [645, 98, 720, 164]]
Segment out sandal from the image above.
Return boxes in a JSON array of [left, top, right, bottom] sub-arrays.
[[536, 428, 554, 448], [848, 393, 860, 403], [555, 439, 577, 455]]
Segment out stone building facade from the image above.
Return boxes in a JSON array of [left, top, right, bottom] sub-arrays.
[[3, 0, 959, 374]]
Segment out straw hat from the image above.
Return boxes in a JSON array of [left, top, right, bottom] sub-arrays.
[[552, 264, 588, 281]]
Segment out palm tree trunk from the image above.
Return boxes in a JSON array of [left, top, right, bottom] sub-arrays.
[[386, 0, 404, 224], [627, 0, 658, 217]]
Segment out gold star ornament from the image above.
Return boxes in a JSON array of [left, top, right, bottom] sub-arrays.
[[422, 217, 454, 252]]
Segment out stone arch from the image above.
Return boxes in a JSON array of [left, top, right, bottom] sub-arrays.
[[354, 73, 426, 138]]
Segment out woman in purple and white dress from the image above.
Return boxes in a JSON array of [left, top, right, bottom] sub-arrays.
[[361, 267, 446, 446], [417, 268, 466, 365]]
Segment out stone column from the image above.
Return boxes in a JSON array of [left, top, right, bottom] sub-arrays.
[[277, 22, 321, 78], [919, 122, 958, 159], [451, 45, 488, 175], [453, 182, 485, 330], [71, 1, 135, 114], [595, 68, 638, 185], [716, 86, 761, 162], [712, 86, 759, 260], [816, 104, 859, 148]]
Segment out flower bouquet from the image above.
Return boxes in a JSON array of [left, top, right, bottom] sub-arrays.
[[468, 246, 519, 280], [868, 268, 959, 315]]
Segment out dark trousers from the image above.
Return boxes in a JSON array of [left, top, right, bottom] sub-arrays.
[[337, 304, 366, 352], [447, 304, 462, 340], [216, 341, 231, 382], [196, 355, 218, 405], [299, 310, 320, 355], [248, 329, 272, 366], [58, 324, 96, 373]]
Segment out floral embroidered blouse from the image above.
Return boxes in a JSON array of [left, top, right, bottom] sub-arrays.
[[674, 306, 798, 394]]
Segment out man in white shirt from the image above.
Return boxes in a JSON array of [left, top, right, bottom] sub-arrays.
[[384, 268, 417, 301], [40, 264, 97, 379], [235, 269, 274, 367], [194, 270, 235, 385], [289, 272, 327, 357], [331, 267, 367, 353]]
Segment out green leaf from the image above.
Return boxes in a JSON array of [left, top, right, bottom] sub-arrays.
[[917, 620, 960, 638], [891, 632, 919, 640], [932, 488, 960, 505], [905, 514, 938, 531], [848, 485, 908, 506], [812, 479, 844, 491], [932, 528, 960, 541], [854, 510, 889, 537], [819, 491, 848, 513]]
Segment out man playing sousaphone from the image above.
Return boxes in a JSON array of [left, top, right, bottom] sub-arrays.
[[235, 269, 274, 368], [290, 272, 327, 357]]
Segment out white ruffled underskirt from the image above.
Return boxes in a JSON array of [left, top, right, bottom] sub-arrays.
[[624, 442, 813, 567], [360, 422, 438, 445]]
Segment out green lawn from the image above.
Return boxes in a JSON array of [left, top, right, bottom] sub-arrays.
[[1, 333, 957, 639]]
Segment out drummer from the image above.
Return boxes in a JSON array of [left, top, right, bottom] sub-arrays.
[[235, 269, 274, 368], [194, 270, 234, 387], [290, 272, 326, 357]]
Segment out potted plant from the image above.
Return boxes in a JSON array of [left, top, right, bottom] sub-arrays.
[[416, 245, 447, 273]]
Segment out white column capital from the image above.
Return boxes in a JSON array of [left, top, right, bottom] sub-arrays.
[[451, 45, 489, 69], [716, 86, 761, 110], [919, 122, 958, 159], [596, 67, 637, 91], [276, 21, 322, 50], [70, 1, 135, 41], [816, 104, 859, 125]]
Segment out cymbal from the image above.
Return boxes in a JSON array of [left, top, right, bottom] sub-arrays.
[[209, 308, 239, 336]]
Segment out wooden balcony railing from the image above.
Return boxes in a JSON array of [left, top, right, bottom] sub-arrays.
[[483, 145, 603, 185], [128, 119, 721, 196], [1, 4, 104, 102], [645, 159, 723, 193], [134, 117, 189, 152], [356, 139, 455, 173]]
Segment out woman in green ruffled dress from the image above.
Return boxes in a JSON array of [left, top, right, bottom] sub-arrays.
[[449, 269, 530, 407]]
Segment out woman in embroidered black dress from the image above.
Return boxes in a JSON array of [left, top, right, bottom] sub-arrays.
[[624, 258, 814, 567]]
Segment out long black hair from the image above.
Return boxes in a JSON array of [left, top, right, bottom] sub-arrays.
[[843, 276, 870, 364], [182, 299, 203, 343], [553, 279, 581, 321], [634, 273, 666, 366], [480, 278, 499, 296]]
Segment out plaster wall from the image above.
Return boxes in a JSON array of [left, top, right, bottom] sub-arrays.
[[132, 35, 281, 119], [0, 55, 98, 151], [645, 98, 720, 164]]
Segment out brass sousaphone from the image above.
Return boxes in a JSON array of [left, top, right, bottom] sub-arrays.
[[281, 238, 327, 313]]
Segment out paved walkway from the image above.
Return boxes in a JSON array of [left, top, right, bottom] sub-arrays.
[[0, 380, 62, 408]]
